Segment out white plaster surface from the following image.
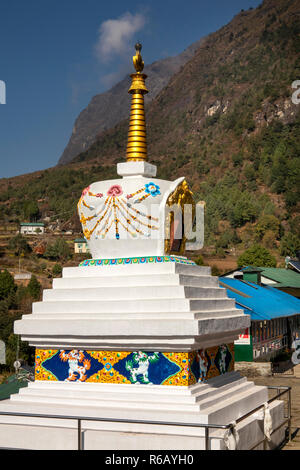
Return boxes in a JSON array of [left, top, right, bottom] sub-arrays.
[[0, 373, 285, 450], [79, 175, 184, 259], [14, 262, 249, 350], [117, 161, 157, 178]]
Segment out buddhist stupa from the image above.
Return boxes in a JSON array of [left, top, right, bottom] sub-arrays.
[[0, 43, 286, 450]]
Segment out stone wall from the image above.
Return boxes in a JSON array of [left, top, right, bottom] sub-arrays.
[[235, 361, 272, 377]]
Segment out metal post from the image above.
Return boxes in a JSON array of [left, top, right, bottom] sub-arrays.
[[78, 419, 82, 450], [205, 427, 209, 450], [288, 388, 292, 442]]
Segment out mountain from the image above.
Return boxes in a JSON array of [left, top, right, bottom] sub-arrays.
[[70, 0, 299, 251], [58, 39, 203, 165], [1, 0, 299, 261]]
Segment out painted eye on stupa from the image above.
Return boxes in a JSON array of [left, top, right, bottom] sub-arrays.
[[145, 182, 161, 197]]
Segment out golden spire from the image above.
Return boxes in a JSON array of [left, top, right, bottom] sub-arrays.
[[126, 43, 148, 162]]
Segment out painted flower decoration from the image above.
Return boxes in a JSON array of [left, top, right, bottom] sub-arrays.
[[107, 184, 123, 197], [81, 186, 90, 197], [145, 182, 161, 197]]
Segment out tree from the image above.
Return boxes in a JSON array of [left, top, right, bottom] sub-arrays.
[[6, 333, 35, 369], [195, 255, 204, 266], [237, 245, 277, 268], [52, 263, 62, 277], [216, 229, 239, 249], [229, 193, 259, 228], [8, 234, 31, 256], [0, 270, 16, 300], [44, 239, 71, 261], [255, 214, 280, 240], [262, 230, 277, 249], [211, 265, 221, 276], [23, 200, 40, 222], [27, 275, 41, 301], [231, 152, 243, 167], [280, 233, 300, 257]]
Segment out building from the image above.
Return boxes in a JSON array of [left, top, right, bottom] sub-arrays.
[[14, 273, 32, 281], [20, 222, 45, 235], [257, 266, 300, 298], [224, 265, 300, 299], [74, 238, 88, 254], [219, 276, 300, 361]]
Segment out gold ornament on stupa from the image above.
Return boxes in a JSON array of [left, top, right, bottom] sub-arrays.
[[126, 43, 149, 162]]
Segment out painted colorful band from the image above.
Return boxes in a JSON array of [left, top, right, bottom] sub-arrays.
[[79, 255, 196, 267], [35, 345, 234, 386]]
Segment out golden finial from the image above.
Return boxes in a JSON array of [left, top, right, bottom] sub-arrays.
[[133, 42, 144, 72], [126, 43, 149, 162]]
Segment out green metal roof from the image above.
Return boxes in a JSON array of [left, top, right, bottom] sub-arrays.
[[258, 267, 300, 288], [0, 374, 28, 400], [74, 238, 87, 243], [20, 222, 44, 226], [241, 266, 263, 273]]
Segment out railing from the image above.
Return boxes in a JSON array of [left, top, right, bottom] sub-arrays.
[[0, 386, 291, 450], [239, 385, 291, 450]]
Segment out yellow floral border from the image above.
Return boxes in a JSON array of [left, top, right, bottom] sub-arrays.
[[34, 345, 234, 385]]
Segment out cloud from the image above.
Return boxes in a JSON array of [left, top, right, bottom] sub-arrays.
[[95, 12, 146, 63]]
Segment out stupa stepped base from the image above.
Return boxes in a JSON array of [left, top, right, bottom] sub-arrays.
[[9, 372, 267, 421], [14, 261, 249, 351], [6, 257, 286, 449], [0, 372, 285, 450]]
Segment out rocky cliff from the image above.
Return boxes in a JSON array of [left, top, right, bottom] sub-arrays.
[[58, 38, 203, 164]]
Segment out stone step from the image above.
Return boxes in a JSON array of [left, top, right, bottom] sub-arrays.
[[197, 382, 255, 410], [203, 385, 268, 425], [18, 374, 246, 405], [14, 386, 206, 406], [0, 396, 205, 425], [17, 381, 252, 411], [10, 379, 251, 412], [53, 274, 219, 289], [43, 285, 227, 302], [9, 380, 261, 417], [32, 298, 236, 314], [62, 263, 212, 279], [10, 393, 203, 413], [28, 380, 212, 394], [25, 309, 241, 321], [0, 385, 272, 428], [189, 375, 247, 402]]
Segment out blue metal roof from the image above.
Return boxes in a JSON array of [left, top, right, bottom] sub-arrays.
[[288, 260, 300, 273], [219, 277, 300, 321]]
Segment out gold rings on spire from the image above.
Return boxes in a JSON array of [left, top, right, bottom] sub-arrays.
[[126, 43, 148, 162]]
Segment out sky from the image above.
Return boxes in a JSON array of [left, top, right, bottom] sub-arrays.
[[0, 0, 262, 178]]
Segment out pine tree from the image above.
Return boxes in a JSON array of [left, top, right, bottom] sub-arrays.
[[27, 275, 41, 301], [0, 270, 16, 300]]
